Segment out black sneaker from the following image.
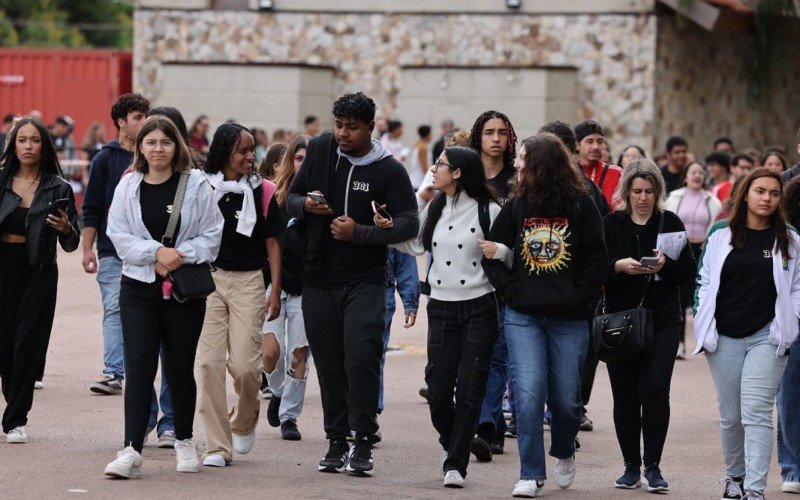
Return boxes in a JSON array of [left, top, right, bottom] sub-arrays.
[[615, 463, 641, 489], [721, 476, 744, 499], [470, 436, 492, 462], [641, 464, 669, 493], [580, 412, 594, 431], [318, 439, 350, 473], [280, 420, 301, 441], [267, 396, 281, 427], [419, 385, 429, 400], [490, 435, 504, 455], [90, 374, 123, 395], [346, 435, 374, 477], [505, 415, 517, 438], [260, 372, 272, 400]]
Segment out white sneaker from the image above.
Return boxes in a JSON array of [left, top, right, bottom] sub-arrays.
[[202, 453, 227, 467], [441, 450, 448, 467], [443, 469, 465, 488], [34, 381, 44, 390], [512, 479, 544, 497], [232, 431, 256, 454], [157, 430, 176, 448], [174, 439, 199, 473], [104, 446, 142, 479], [6, 426, 27, 443], [554, 456, 576, 489], [783, 481, 800, 493]]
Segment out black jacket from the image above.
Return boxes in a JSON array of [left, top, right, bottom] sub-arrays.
[[0, 172, 80, 268], [483, 194, 608, 319], [602, 210, 696, 328]]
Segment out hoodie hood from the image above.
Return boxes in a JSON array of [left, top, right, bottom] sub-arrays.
[[337, 138, 392, 167], [102, 138, 129, 153]]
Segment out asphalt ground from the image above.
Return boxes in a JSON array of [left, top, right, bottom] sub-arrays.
[[0, 250, 794, 499]]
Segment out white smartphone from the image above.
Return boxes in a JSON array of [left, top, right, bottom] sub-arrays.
[[639, 256, 659, 267], [307, 192, 328, 205]]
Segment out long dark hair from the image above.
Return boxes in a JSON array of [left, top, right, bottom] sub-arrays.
[[421, 146, 497, 251], [728, 168, 790, 259], [0, 118, 64, 187], [515, 133, 586, 217], [468, 110, 517, 170], [205, 123, 253, 176]]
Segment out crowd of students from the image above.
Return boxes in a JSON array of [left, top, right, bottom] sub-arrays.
[[1, 90, 799, 500]]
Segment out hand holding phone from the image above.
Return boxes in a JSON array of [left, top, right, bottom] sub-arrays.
[[304, 191, 333, 216], [307, 191, 328, 205], [639, 256, 659, 267], [51, 198, 70, 216]]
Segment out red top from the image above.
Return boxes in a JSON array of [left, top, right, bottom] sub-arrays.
[[582, 161, 623, 207], [712, 180, 733, 203]]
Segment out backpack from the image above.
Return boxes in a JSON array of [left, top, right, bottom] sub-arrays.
[[261, 179, 276, 218]]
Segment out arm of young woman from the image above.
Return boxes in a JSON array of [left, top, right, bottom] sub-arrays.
[[265, 236, 282, 321], [107, 176, 162, 265], [481, 202, 517, 301], [175, 175, 224, 264], [52, 185, 80, 252], [389, 204, 427, 256]]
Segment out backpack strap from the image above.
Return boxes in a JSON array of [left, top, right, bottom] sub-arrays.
[[478, 201, 491, 237], [597, 164, 609, 191], [261, 179, 276, 218]]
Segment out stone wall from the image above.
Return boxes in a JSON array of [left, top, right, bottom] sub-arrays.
[[654, 13, 800, 159], [134, 10, 657, 151]]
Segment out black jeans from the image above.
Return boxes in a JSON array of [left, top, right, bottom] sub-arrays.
[[0, 243, 57, 433], [303, 282, 386, 439], [119, 277, 205, 452], [426, 293, 499, 477], [606, 324, 680, 467], [580, 318, 599, 411]]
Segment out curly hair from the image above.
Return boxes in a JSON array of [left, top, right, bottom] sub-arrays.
[[515, 133, 586, 217], [205, 122, 253, 175], [332, 92, 377, 124], [468, 110, 517, 169], [111, 93, 150, 130]]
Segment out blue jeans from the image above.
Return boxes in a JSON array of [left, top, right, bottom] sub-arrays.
[[478, 307, 507, 436], [378, 285, 396, 413], [97, 256, 124, 377], [778, 342, 800, 483], [505, 307, 588, 481], [147, 348, 174, 435], [706, 325, 788, 493]]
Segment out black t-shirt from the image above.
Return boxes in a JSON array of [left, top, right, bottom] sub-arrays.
[[660, 165, 683, 195], [488, 164, 515, 206], [214, 187, 283, 271], [140, 173, 180, 243], [715, 227, 777, 338]]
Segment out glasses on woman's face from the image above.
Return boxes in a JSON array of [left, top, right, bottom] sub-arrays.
[[432, 159, 456, 172]]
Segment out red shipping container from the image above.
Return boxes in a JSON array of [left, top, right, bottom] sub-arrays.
[[0, 48, 133, 148]]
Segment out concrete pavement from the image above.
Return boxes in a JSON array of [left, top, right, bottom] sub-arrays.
[[0, 249, 794, 499]]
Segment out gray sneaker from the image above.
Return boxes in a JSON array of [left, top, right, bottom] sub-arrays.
[[158, 430, 176, 448], [90, 374, 123, 395]]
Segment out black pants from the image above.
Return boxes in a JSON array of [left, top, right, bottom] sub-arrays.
[[426, 293, 499, 477], [119, 277, 205, 452], [303, 282, 386, 439], [580, 318, 599, 411], [606, 324, 680, 467], [0, 243, 57, 433]]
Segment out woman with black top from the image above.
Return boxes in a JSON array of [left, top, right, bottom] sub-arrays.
[[482, 133, 607, 498], [603, 158, 696, 492], [695, 168, 800, 500], [196, 123, 283, 467], [104, 116, 223, 478], [262, 133, 311, 441], [0, 118, 80, 444]]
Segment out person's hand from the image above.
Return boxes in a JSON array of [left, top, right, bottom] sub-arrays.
[[304, 192, 333, 216], [331, 215, 356, 241], [46, 209, 71, 236], [478, 239, 498, 259], [155, 262, 170, 278], [614, 257, 652, 275], [374, 206, 393, 229], [82, 249, 98, 274], [420, 185, 436, 202], [156, 247, 185, 273], [404, 312, 417, 329], [266, 290, 281, 322]]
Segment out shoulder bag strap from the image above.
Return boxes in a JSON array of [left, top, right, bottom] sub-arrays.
[[162, 171, 190, 248], [478, 201, 491, 236], [637, 211, 666, 307], [598, 164, 609, 190]]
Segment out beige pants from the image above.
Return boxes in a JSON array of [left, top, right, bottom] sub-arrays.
[[196, 268, 265, 461]]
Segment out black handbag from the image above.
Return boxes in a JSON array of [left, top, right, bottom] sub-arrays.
[[591, 212, 664, 363], [162, 171, 216, 303]]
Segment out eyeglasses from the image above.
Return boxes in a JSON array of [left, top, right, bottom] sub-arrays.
[[432, 159, 456, 172]]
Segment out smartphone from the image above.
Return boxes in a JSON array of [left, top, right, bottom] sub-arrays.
[[307, 192, 328, 205], [639, 256, 659, 267], [51, 198, 70, 216]]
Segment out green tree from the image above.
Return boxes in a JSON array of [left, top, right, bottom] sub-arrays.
[[0, 9, 20, 46]]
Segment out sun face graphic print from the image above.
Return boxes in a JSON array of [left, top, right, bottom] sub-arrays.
[[521, 217, 571, 275]]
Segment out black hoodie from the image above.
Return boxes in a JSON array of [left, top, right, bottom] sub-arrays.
[[483, 194, 608, 319], [602, 210, 697, 328]]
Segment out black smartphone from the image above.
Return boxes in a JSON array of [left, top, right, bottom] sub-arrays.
[[51, 198, 70, 216]]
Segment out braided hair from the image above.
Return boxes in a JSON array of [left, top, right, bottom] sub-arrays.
[[205, 122, 253, 176], [468, 110, 517, 170]]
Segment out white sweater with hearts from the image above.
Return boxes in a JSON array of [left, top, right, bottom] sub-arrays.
[[392, 192, 501, 301]]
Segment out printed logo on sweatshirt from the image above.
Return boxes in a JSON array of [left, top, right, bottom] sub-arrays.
[[166, 204, 173, 214], [235, 210, 241, 220], [521, 217, 571, 275], [352, 181, 370, 192]]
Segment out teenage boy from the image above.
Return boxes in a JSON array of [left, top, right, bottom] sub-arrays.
[[705, 151, 731, 190], [661, 136, 689, 195], [574, 120, 622, 207], [714, 153, 754, 203], [286, 92, 419, 476]]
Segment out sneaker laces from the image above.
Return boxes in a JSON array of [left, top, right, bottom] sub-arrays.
[[721, 477, 743, 497], [645, 464, 664, 481], [175, 440, 196, 460], [351, 437, 372, 461], [325, 439, 348, 459]]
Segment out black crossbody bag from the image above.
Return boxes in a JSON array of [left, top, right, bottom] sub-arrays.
[[162, 171, 216, 303], [591, 212, 663, 363]]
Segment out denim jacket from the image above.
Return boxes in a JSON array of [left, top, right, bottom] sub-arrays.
[[107, 169, 224, 283], [387, 248, 420, 314]]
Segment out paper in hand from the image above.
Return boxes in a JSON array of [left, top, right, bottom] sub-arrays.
[[657, 231, 688, 260]]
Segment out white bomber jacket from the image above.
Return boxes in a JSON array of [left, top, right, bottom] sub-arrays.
[[693, 220, 800, 356], [107, 169, 224, 283]]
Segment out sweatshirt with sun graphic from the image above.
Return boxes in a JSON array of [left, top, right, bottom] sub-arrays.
[[482, 194, 608, 319]]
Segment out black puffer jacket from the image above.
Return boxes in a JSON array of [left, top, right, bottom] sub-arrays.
[[0, 172, 80, 268]]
